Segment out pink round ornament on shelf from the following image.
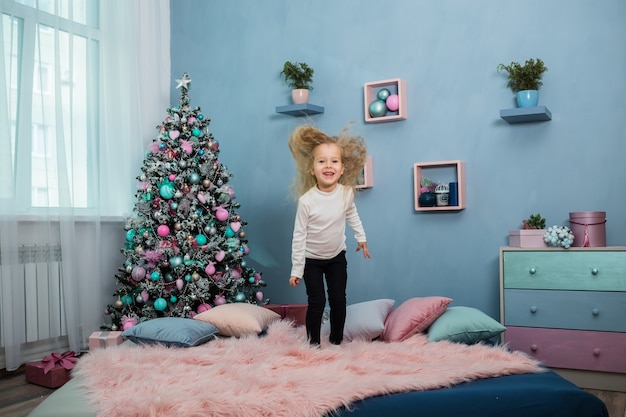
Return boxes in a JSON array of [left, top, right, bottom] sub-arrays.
[[386, 94, 399, 112]]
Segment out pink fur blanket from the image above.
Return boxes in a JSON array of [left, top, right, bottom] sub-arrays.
[[73, 320, 543, 417]]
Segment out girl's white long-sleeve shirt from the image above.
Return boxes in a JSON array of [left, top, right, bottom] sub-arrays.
[[290, 184, 367, 278]]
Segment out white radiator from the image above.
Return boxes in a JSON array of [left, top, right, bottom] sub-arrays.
[[2, 244, 67, 345]]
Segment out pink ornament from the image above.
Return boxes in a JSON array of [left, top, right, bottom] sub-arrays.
[[205, 262, 216, 276], [197, 303, 211, 313], [215, 250, 225, 262], [214, 206, 229, 221], [197, 193, 206, 204], [168, 174, 176, 181], [131, 266, 146, 281], [254, 272, 262, 282], [231, 268, 241, 279], [214, 294, 226, 305], [187, 116, 196, 125], [176, 278, 184, 290], [122, 321, 135, 331], [256, 291, 264, 302], [141, 290, 149, 302], [230, 221, 241, 232], [386, 94, 399, 111], [169, 130, 180, 139], [157, 225, 170, 237], [180, 140, 193, 155]]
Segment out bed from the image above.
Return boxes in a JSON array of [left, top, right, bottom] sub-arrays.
[[27, 299, 609, 417]]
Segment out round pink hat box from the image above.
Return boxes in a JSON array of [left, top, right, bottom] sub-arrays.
[[569, 211, 606, 247]]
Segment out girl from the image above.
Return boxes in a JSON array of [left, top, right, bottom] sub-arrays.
[[288, 124, 371, 347]]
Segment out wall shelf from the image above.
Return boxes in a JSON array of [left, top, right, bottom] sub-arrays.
[[500, 106, 552, 124], [413, 160, 465, 211], [276, 103, 324, 117], [356, 156, 374, 190], [364, 78, 407, 123]]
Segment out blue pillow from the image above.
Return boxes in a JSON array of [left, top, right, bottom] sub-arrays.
[[122, 317, 219, 347], [322, 299, 395, 342], [427, 306, 506, 344]]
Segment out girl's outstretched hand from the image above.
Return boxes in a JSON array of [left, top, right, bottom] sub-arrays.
[[356, 242, 371, 258], [289, 276, 301, 287]]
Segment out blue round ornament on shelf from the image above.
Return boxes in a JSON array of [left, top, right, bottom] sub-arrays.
[[369, 100, 387, 117], [377, 88, 391, 101]]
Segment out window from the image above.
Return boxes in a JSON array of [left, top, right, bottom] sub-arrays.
[[1, 0, 99, 209]]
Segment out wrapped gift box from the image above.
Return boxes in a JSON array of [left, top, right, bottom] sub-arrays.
[[263, 304, 307, 326], [25, 352, 78, 388], [89, 330, 123, 350]]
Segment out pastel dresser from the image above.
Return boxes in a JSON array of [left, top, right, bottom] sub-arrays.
[[499, 246, 626, 391]]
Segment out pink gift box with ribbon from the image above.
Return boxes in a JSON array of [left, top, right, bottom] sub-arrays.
[[25, 351, 78, 388], [88, 330, 123, 350]]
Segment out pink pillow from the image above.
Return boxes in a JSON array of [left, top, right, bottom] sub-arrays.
[[382, 296, 452, 342]]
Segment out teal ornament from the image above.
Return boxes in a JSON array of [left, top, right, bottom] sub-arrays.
[[165, 273, 174, 282], [198, 149, 205, 156], [225, 226, 235, 238], [170, 201, 178, 210], [368, 100, 387, 117], [248, 276, 255, 284], [125, 229, 136, 242], [235, 292, 246, 302], [150, 271, 161, 281], [192, 128, 201, 137], [121, 294, 133, 305], [377, 88, 391, 101], [185, 273, 192, 282], [169, 295, 178, 303], [159, 180, 175, 199], [142, 192, 154, 202], [169, 255, 183, 268], [196, 234, 207, 245], [197, 113, 204, 120], [189, 172, 201, 184], [124, 242, 134, 250], [154, 297, 167, 311]]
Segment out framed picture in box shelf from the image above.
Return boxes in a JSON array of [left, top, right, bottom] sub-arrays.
[[413, 160, 465, 211], [364, 79, 407, 123]]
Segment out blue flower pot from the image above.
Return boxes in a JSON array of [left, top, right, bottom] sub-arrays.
[[516, 90, 539, 108], [418, 192, 437, 207]]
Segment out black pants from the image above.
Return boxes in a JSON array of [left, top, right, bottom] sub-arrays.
[[303, 251, 347, 345]]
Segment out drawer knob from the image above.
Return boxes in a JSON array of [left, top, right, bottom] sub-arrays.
[[531, 344, 538, 352], [592, 308, 600, 316], [591, 268, 599, 276], [529, 267, 537, 275], [593, 348, 601, 356], [530, 305, 538, 313]]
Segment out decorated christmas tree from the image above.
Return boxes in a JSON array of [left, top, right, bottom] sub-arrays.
[[103, 73, 267, 331]]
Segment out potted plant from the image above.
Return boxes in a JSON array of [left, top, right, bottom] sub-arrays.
[[497, 58, 548, 108], [417, 177, 437, 207], [280, 61, 314, 104], [508, 213, 548, 247]]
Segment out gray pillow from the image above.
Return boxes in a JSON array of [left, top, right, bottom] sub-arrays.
[[122, 317, 219, 347]]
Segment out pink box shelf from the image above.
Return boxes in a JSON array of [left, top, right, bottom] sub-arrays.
[[356, 156, 374, 190], [364, 78, 407, 123], [413, 160, 465, 211]]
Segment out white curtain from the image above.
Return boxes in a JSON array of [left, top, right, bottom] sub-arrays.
[[0, 0, 170, 371]]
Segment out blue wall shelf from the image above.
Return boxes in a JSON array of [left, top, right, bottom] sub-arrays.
[[276, 103, 324, 117], [500, 106, 552, 124]]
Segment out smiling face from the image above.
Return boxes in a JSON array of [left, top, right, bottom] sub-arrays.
[[311, 143, 344, 192]]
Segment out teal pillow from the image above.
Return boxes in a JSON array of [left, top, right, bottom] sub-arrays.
[[427, 306, 506, 344], [122, 317, 219, 347]]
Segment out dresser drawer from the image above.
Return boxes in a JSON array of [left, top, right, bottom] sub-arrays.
[[505, 326, 626, 373], [503, 250, 626, 291], [504, 289, 626, 332]]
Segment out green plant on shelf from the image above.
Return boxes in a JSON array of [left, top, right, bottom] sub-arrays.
[[497, 58, 548, 92], [521, 213, 546, 230], [280, 61, 314, 90]]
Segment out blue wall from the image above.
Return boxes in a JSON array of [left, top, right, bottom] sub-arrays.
[[169, 0, 626, 319]]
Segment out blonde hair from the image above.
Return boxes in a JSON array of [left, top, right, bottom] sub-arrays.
[[288, 124, 367, 198]]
